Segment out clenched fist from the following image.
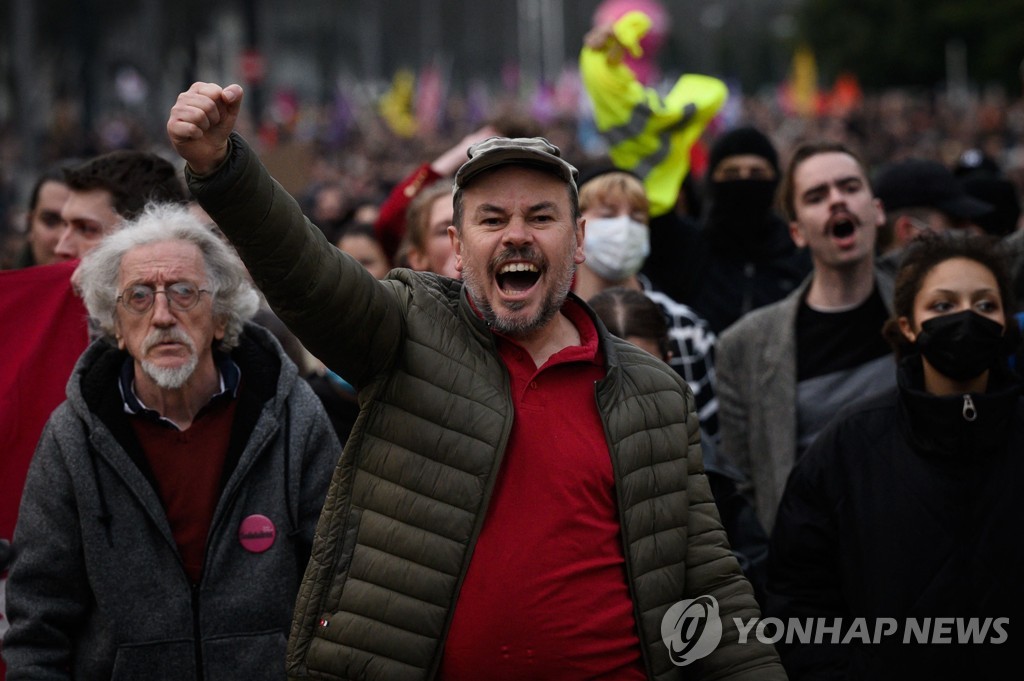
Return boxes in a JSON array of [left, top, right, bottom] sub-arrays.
[[167, 82, 244, 175]]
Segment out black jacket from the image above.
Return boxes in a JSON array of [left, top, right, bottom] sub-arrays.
[[687, 212, 811, 335], [642, 211, 810, 335], [767, 356, 1024, 680]]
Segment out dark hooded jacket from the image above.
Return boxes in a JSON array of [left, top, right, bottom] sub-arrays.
[[3, 324, 339, 681]]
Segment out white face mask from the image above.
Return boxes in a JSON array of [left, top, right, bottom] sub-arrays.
[[583, 215, 650, 282]]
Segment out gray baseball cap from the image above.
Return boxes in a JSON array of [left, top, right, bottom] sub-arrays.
[[454, 136, 579, 196]]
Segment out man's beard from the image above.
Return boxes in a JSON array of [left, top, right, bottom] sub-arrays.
[[462, 240, 577, 339], [140, 328, 200, 389]]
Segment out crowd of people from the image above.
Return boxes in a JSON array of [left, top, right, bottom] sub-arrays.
[[1, 7, 1024, 681], [4, 75, 1024, 268]]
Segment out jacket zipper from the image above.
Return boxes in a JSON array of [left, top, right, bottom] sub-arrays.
[[962, 394, 978, 422], [191, 426, 276, 679], [192, 582, 205, 680], [595, 379, 655, 679], [426, 364, 516, 679]]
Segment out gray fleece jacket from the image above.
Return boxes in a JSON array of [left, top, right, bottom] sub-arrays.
[[2, 324, 340, 681]]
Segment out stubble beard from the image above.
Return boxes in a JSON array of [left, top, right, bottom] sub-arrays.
[[462, 241, 577, 339]]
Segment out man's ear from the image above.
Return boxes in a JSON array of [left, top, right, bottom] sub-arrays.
[[893, 215, 919, 248], [873, 197, 886, 229], [789, 220, 808, 248], [448, 225, 463, 273], [574, 217, 586, 265], [114, 320, 126, 350]]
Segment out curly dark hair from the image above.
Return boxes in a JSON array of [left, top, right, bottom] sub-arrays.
[[881, 232, 1015, 359]]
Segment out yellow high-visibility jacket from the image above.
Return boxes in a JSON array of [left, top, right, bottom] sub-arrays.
[[581, 11, 728, 217]]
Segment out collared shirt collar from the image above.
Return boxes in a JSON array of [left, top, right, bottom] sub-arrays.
[[119, 351, 241, 429], [464, 288, 602, 365], [493, 296, 604, 372]]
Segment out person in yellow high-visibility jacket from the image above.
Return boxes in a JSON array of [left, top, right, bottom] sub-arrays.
[[581, 10, 728, 218]]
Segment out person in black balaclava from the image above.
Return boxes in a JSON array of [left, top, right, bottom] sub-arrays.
[[688, 127, 812, 334]]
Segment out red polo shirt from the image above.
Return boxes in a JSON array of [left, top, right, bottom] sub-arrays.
[[439, 300, 646, 680]]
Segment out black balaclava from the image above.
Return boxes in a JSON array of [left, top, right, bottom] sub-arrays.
[[703, 127, 784, 259]]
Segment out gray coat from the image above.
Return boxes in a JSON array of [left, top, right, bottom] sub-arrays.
[[189, 134, 786, 681], [2, 324, 340, 681], [716, 274, 894, 532]]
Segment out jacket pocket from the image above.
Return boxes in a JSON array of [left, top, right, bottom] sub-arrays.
[[203, 629, 288, 681], [110, 638, 195, 680]]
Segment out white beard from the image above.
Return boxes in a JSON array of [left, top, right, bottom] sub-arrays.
[[139, 328, 200, 389], [141, 352, 200, 389]]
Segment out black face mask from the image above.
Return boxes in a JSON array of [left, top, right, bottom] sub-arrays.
[[705, 179, 778, 229], [703, 179, 781, 257], [914, 310, 1005, 381]]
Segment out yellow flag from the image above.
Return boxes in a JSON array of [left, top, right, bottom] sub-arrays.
[[791, 45, 819, 117], [379, 69, 418, 138]]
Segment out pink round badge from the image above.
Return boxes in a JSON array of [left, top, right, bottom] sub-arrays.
[[238, 514, 276, 553]]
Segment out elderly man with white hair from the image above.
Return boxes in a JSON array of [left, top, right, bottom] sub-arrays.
[[2, 203, 340, 681]]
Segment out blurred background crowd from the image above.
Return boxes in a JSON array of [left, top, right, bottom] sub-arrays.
[[2, 0, 1024, 264]]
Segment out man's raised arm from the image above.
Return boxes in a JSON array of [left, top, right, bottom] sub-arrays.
[[166, 82, 405, 387]]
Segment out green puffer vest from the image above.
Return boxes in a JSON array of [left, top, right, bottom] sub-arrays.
[[189, 134, 784, 681]]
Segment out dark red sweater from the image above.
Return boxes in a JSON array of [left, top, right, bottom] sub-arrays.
[[130, 397, 237, 584]]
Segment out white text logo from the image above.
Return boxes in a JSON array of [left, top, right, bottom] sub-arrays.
[[735, 617, 1009, 645]]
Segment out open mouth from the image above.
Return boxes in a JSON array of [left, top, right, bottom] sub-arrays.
[[831, 218, 856, 239], [496, 262, 541, 294]]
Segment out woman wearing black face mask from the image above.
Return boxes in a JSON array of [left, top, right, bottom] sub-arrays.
[[765, 233, 1024, 681]]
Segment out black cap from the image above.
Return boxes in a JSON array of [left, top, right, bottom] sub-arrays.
[[960, 174, 1022, 236], [874, 159, 993, 220], [953, 148, 1001, 178]]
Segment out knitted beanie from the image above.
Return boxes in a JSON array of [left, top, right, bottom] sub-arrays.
[[707, 127, 779, 177]]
